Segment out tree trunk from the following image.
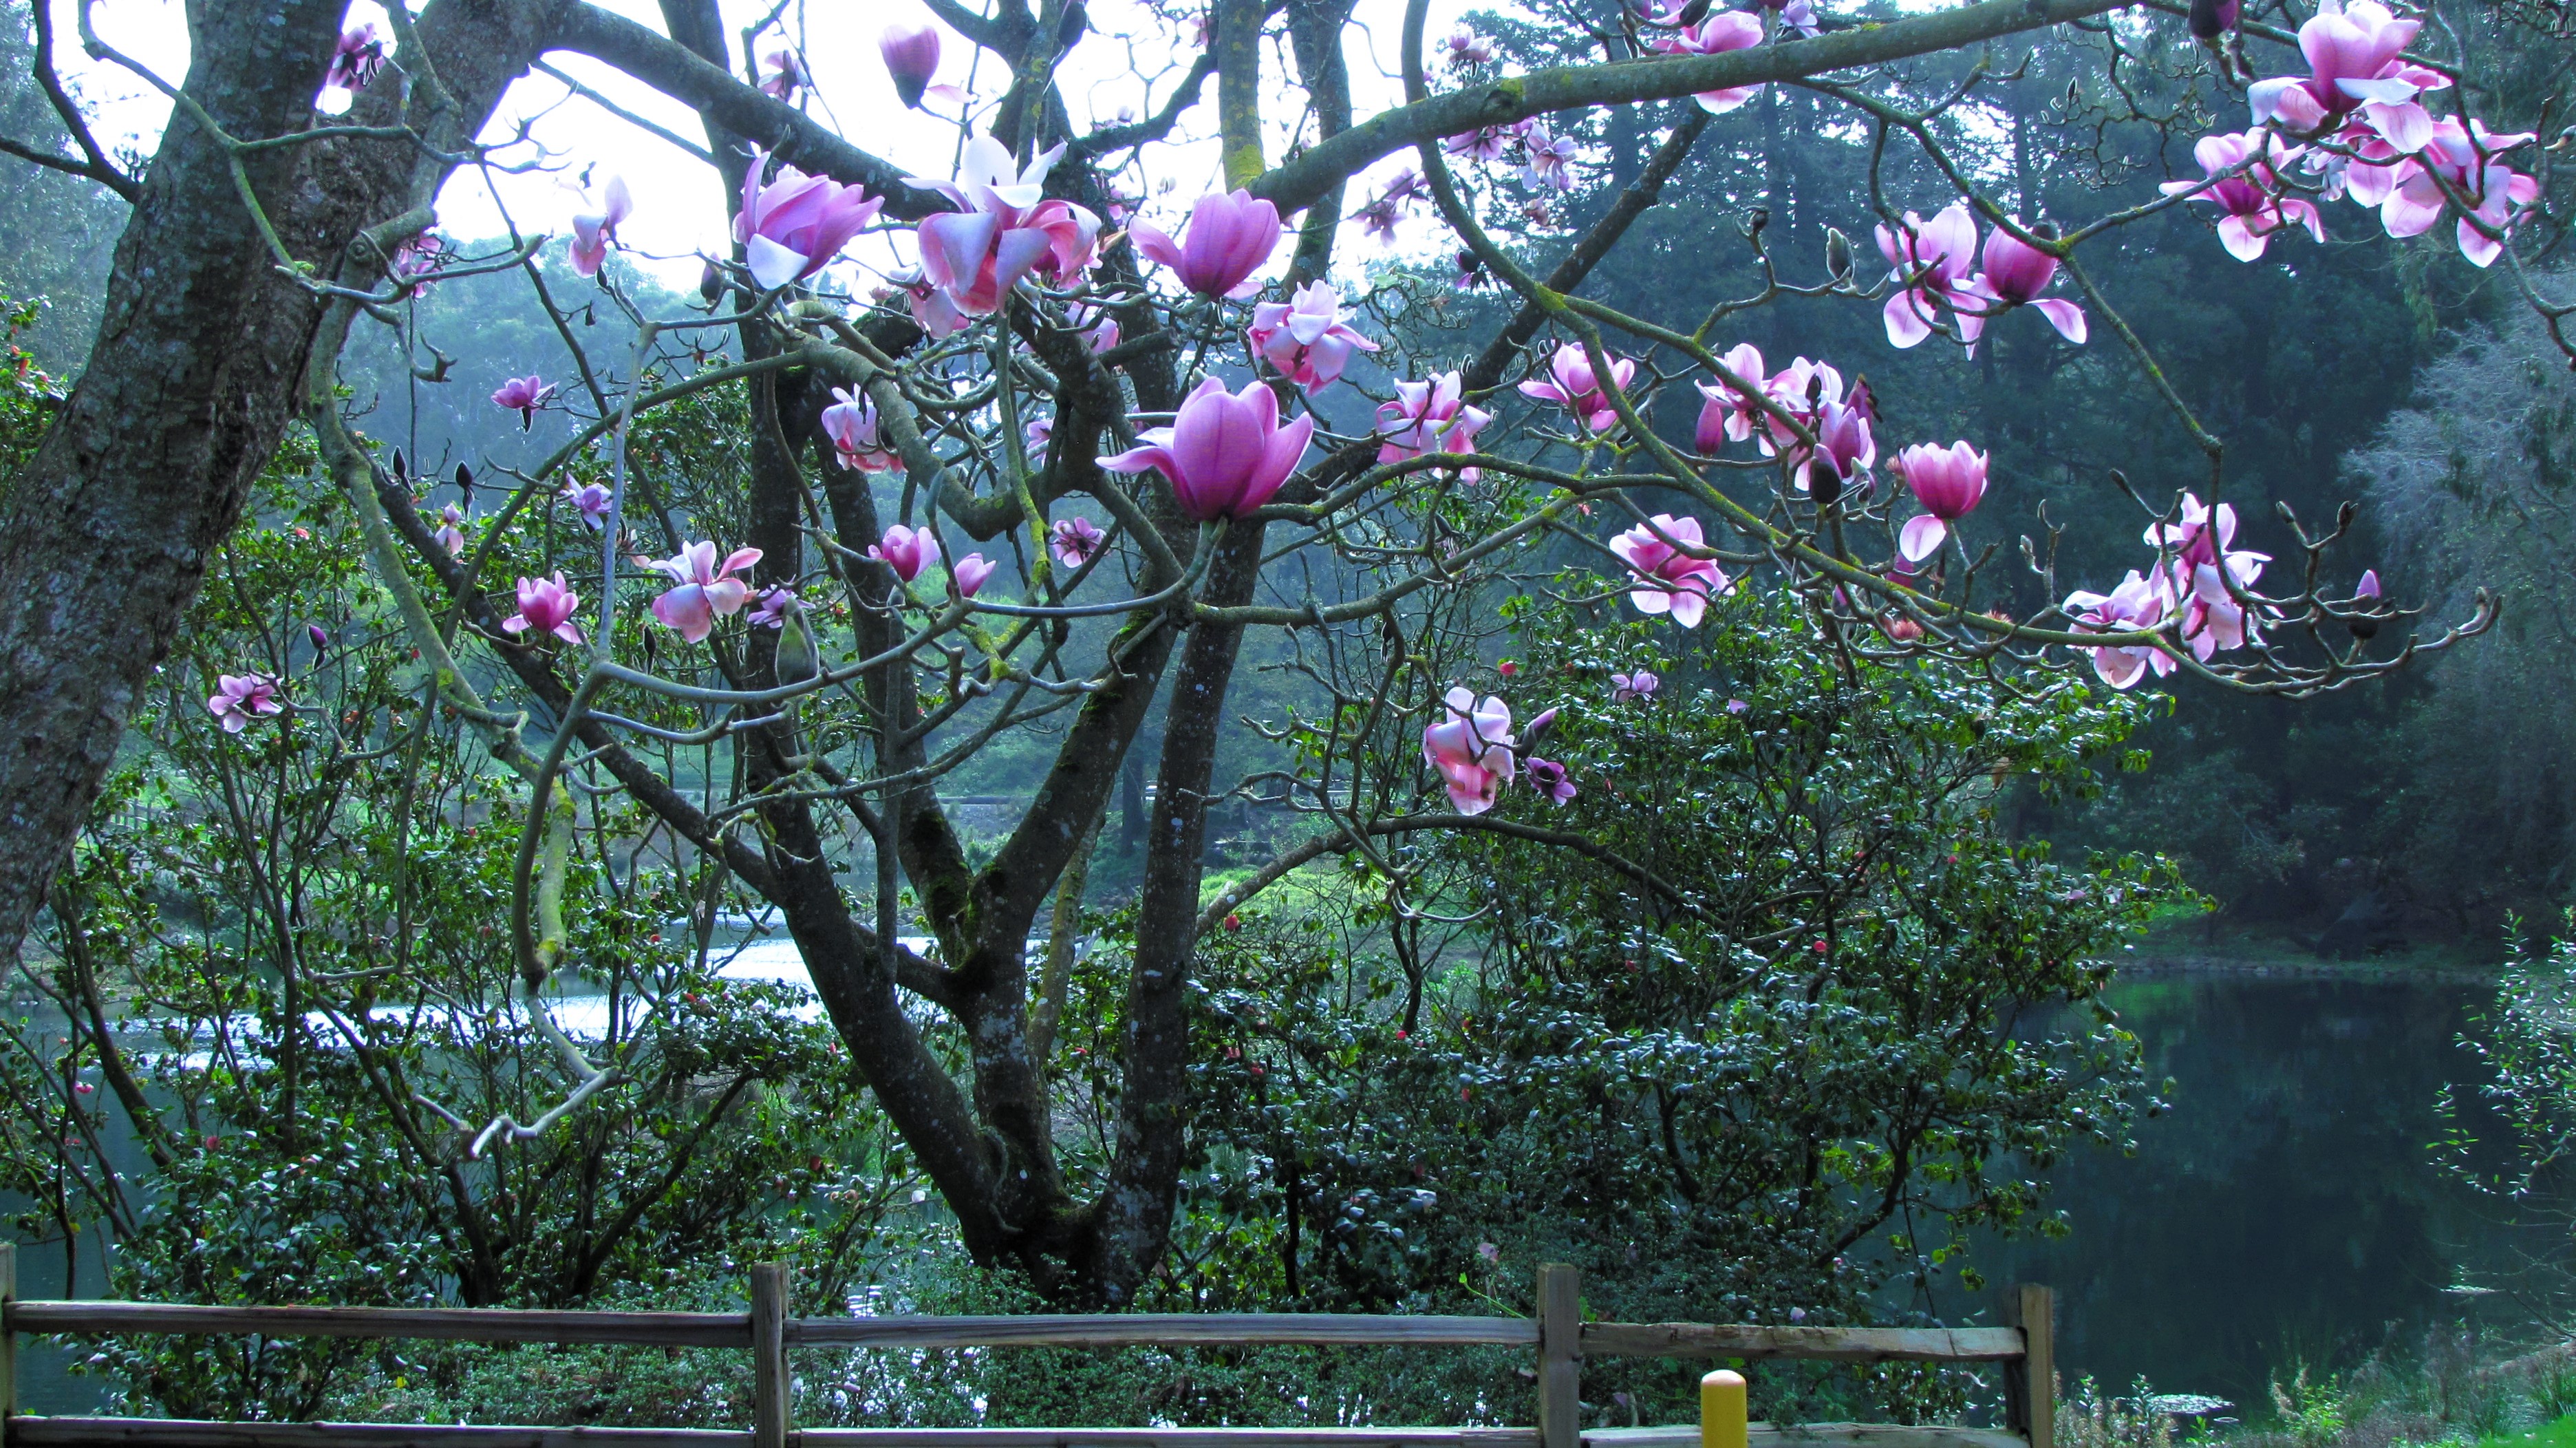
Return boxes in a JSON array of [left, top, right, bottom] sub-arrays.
[[0, 0, 548, 965]]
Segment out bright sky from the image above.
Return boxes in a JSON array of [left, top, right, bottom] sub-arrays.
[[53, 0, 1473, 290]]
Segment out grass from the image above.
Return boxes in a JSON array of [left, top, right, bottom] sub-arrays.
[[2480, 1416, 2576, 1448]]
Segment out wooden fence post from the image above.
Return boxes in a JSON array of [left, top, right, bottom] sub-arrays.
[[1537, 1263, 1580, 1448], [1, 1240, 15, 1447], [2004, 1284, 2054, 1448], [751, 1261, 790, 1448]]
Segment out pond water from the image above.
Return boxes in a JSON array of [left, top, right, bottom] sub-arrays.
[[10, 965, 2553, 1418], [1952, 969, 2553, 1416]]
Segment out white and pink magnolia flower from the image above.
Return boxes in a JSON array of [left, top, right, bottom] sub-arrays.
[[2063, 570, 2178, 689], [1422, 686, 1516, 816], [561, 480, 614, 531], [1444, 24, 1496, 66], [1876, 202, 1980, 349], [1444, 124, 1520, 163], [206, 674, 284, 733], [1647, 5, 1766, 114], [891, 272, 966, 339], [433, 503, 469, 558], [952, 553, 997, 598], [909, 136, 1102, 317], [643, 541, 763, 643], [737, 145, 884, 290], [1377, 372, 1492, 480], [1247, 281, 1379, 389], [569, 175, 632, 280], [389, 231, 448, 288], [2145, 492, 2270, 586], [870, 525, 941, 583], [504, 573, 586, 646], [2373, 117, 2538, 268], [1524, 757, 1577, 805], [2245, 0, 2449, 143], [1067, 300, 1120, 354], [2161, 129, 2325, 262], [1893, 441, 1989, 562], [492, 374, 555, 428], [1611, 670, 1660, 702], [1520, 123, 1580, 191], [1694, 343, 1772, 452], [1609, 514, 1729, 628], [1968, 224, 2087, 344], [1051, 516, 1107, 568], [1519, 343, 1636, 434], [822, 387, 901, 472]]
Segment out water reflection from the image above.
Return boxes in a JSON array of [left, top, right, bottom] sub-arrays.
[[1958, 971, 2551, 1412]]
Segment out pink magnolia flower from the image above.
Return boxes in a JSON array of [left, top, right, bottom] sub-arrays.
[[569, 175, 632, 280], [1893, 441, 1989, 562], [1609, 514, 1729, 628], [1377, 372, 1492, 480], [1524, 757, 1577, 805], [822, 387, 901, 472], [389, 231, 447, 288], [737, 145, 884, 290], [1876, 202, 1981, 349], [206, 674, 284, 733], [1694, 343, 1771, 452], [870, 525, 941, 582], [1445, 24, 1496, 66], [1247, 281, 1380, 389], [504, 573, 585, 645], [1796, 386, 1876, 495], [1521, 123, 1580, 191], [1130, 189, 1282, 298], [2160, 129, 2325, 262], [2063, 570, 2178, 689], [2178, 562, 2262, 660], [561, 480, 614, 531], [2374, 117, 2538, 268], [1025, 414, 1055, 457], [891, 271, 967, 339], [1648, 5, 1766, 114], [1969, 224, 2087, 344], [2246, 0, 2448, 141], [759, 48, 809, 102], [909, 136, 1103, 317], [951, 553, 998, 597], [1445, 125, 1518, 164], [1068, 300, 1120, 353], [492, 374, 554, 428], [325, 25, 384, 94], [433, 504, 468, 558], [1051, 516, 1107, 568], [1422, 687, 1516, 816], [643, 541, 764, 643], [1519, 342, 1636, 434], [880, 24, 941, 108], [1611, 670, 1660, 702], [2145, 492, 2269, 586], [1100, 376, 1314, 521], [750, 586, 797, 628]]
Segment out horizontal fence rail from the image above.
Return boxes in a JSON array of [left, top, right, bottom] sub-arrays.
[[0, 1248, 2054, 1448]]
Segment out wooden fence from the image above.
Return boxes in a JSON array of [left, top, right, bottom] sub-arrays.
[[0, 1246, 2054, 1448]]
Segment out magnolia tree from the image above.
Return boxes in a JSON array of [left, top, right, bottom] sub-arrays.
[[0, 0, 2544, 1302]]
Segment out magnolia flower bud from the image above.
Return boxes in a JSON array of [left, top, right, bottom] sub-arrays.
[[1825, 227, 1854, 281], [773, 599, 821, 685]]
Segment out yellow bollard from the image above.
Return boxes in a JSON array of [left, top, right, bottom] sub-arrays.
[[1702, 1370, 1748, 1448]]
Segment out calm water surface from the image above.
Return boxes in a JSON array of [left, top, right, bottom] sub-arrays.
[[1960, 970, 2548, 1414]]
